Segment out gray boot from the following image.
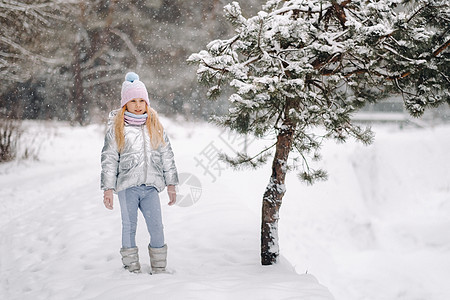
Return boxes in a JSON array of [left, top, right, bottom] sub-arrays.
[[120, 247, 141, 273], [148, 244, 167, 274]]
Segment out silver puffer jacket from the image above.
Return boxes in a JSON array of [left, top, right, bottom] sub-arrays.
[[101, 110, 178, 193]]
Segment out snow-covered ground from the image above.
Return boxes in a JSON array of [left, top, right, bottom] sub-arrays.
[[0, 117, 449, 300]]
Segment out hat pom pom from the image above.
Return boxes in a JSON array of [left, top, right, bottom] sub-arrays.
[[125, 72, 139, 83]]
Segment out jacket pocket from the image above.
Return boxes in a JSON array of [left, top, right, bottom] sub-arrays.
[[151, 151, 163, 173], [119, 155, 137, 172]]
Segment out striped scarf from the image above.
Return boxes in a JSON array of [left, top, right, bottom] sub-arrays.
[[124, 111, 148, 125]]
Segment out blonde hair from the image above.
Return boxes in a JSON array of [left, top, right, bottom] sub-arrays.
[[114, 104, 165, 152]]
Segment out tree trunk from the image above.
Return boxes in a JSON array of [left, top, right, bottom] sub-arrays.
[[72, 42, 85, 125], [71, 2, 86, 125], [261, 123, 295, 265]]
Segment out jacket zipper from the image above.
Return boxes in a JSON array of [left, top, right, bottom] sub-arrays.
[[142, 125, 148, 183]]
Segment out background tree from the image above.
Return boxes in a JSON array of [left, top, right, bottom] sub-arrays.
[[0, 0, 77, 115], [68, 0, 141, 124], [188, 0, 449, 265], [0, 0, 76, 84], [0, 1, 264, 122]]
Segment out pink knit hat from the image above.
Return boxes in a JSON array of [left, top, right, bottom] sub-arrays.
[[121, 72, 150, 107]]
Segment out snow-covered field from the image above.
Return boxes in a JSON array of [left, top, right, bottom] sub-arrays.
[[0, 117, 449, 300]]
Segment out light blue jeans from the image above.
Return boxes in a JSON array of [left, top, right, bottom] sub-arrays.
[[118, 185, 165, 249]]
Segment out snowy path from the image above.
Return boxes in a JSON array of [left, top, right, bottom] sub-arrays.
[[0, 122, 333, 300]]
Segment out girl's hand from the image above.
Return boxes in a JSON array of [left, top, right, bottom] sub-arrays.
[[103, 189, 114, 210], [167, 185, 177, 206]]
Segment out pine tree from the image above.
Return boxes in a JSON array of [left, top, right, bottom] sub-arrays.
[[188, 0, 449, 265]]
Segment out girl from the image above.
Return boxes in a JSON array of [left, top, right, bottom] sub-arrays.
[[101, 72, 178, 274]]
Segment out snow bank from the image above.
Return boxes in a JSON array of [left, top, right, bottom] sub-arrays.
[[279, 124, 450, 300]]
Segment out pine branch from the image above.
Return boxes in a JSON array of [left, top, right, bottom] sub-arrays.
[[200, 60, 229, 72], [433, 39, 450, 57], [440, 71, 450, 84], [314, 52, 344, 72], [269, 4, 330, 17], [394, 78, 415, 97], [248, 109, 279, 134], [293, 142, 328, 185], [298, 169, 328, 185], [219, 142, 276, 169], [306, 79, 328, 94], [383, 38, 449, 81], [406, 4, 430, 23], [331, 0, 348, 29]]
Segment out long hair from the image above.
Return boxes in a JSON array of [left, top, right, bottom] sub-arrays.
[[114, 104, 165, 152]]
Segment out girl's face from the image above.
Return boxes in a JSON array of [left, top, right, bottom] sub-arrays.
[[126, 98, 147, 115]]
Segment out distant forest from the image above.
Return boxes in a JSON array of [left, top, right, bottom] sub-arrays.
[[0, 0, 263, 124]]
